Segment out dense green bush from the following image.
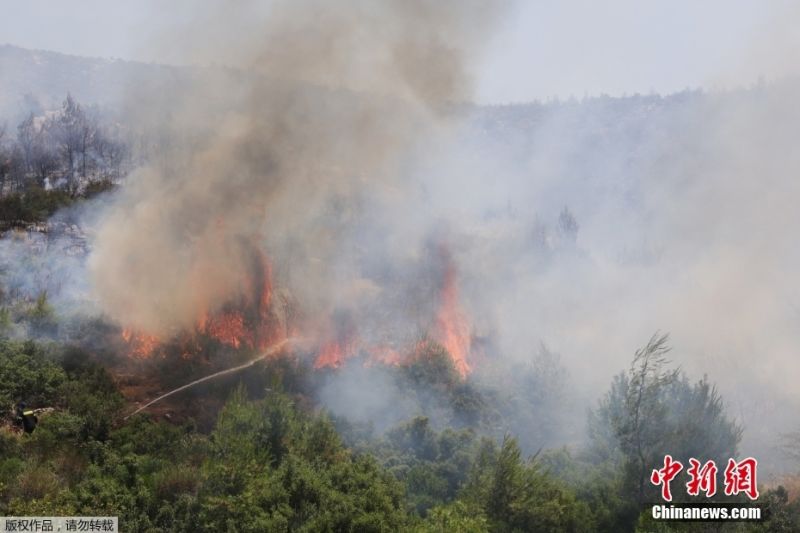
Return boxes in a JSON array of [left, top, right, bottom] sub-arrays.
[[0, 338, 796, 532], [0, 340, 66, 411], [0, 188, 73, 229]]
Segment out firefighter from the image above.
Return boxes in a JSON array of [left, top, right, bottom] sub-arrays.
[[14, 401, 39, 434]]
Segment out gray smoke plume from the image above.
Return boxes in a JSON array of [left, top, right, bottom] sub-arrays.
[[88, 0, 507, 336], [72, 0, 800, 474]]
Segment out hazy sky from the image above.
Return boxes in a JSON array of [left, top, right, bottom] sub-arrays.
[[1, 0, 797, 103]]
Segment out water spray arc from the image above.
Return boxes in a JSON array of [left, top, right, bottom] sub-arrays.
[[124, 337, 300, 419]]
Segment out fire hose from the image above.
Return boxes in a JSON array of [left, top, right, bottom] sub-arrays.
[[124, 337, 301, 420]]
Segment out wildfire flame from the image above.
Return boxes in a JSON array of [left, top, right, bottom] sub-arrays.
[[430, 260, 471, 378], [120, 328, 161, 359], [121, 242, 474, 379], [312, 310, 359, 369], [120, 249, 284, 359], [366, 345, 403, 367], [198, 312, 247, 349], [312, 247, 473, 378], [314, 340, 356, 369]]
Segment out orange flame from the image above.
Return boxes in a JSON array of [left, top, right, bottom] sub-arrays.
[[366, 345, 403, 367], [312, 309, 360, 369], [199, 311, 248, 349], [119, 242, 474, 379], [314, 340, 354, 369], [120, 249, 285, 360], [314, 340, 403, 370], [431, 257, 471, 378], [121, 328, 161, 359], [313, 248, 473, 378]]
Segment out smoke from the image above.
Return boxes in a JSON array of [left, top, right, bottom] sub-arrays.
[[88, 0, 506, 337], [0, 206, 99, 338], [439, 87, 800, 470], [70, 0, 800, 472]]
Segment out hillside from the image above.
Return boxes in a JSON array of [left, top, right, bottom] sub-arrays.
[[0, 44, 190, 120], [1, 42, 800, 532]]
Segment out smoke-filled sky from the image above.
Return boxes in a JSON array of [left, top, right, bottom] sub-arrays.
[[3, 0, 800, 473], [2, 0, 799, 102]]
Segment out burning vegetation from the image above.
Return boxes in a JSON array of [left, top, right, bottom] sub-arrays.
[[3, 0, 800, 530], [309, 245, 475, 377], [119, 248, 287, 361], [118, 238, 477, 383], [430, 252, 472, 378]]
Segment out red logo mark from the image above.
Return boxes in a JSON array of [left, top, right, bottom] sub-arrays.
[[650, 454, 684, 502], [724, 457, 759, 500], [686, 458, 718, 497]]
